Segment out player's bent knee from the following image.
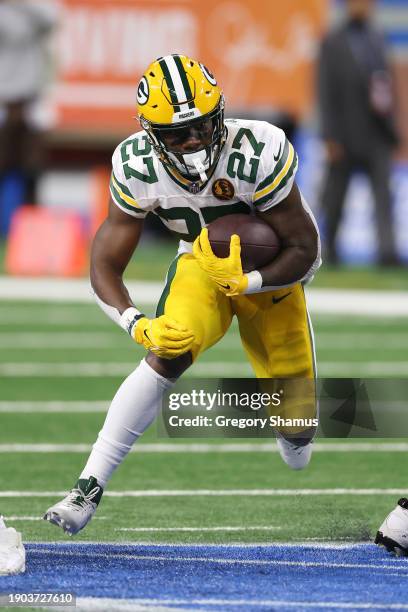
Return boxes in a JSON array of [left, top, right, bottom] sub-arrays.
[[146, 351, 192, 379]]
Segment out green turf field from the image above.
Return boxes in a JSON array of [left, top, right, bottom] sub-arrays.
[[0, 297, 407, 547]]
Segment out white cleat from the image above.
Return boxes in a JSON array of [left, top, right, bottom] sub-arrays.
[[0, 517, 26, 575], [375, 498, 408, 557], [43, 476, 103, 536], [276, 432, 313, 470]]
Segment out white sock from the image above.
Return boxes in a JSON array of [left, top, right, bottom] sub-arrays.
[[80, 358, 173, 488]]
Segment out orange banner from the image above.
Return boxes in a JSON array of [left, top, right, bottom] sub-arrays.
[[52, 0, 327, 134]]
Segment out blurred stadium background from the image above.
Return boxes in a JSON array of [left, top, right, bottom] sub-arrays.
[[1, 0, 408, 272], [1, 1, 408, 610]]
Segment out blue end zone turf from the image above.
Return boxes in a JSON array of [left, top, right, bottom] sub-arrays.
[[2, 543, 408, 610]]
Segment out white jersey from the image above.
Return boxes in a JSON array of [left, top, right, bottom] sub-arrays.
[[110, 118, 320, 277]]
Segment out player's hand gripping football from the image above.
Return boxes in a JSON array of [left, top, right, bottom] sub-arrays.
[[193, 228, 248, 296], [133, 315, 195, 359]]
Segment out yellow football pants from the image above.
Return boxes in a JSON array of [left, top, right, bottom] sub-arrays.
[[156, 253, 315, 375], [156, 253, 316, 434]]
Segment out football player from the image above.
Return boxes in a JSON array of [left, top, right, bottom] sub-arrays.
[[44, 54, 321, 535], [375, 498, 408, 556]]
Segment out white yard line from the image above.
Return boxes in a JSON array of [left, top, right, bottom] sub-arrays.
[[1, 401, 407, 415], [0, 442, 408, 453], [2, 331, 408, 350], [69, 598, 408, 611], [1, 277, 408, 316], [2, 361, 408, 377], [3, 516, 107, 521], [0, 489, 406, 498], [0, 444, 92, 452], [116, 526, 282, 533], [0, 401, 110, 413]]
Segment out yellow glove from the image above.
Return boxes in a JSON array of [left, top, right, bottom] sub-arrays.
[[193, 228, 248, 296], [133, 315, 195, 359]]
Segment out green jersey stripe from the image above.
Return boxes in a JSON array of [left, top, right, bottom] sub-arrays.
[[159, 58, 181, 112], [156, 254, 183, 317], [109, 178, 146, 216], [255, 139, 290, 192], [253, 154, 298, 207], [111, 171, 133, 199], [173, 54, 195, 110]]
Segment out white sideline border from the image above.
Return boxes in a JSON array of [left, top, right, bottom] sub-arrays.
[[24, 538, 374, 550], [1, 277, 408, 316], [0, 488, 406, 498], [27, 541, 372, 548]]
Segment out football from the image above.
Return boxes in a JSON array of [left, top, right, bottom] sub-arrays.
[[207, 213, 280, 272]]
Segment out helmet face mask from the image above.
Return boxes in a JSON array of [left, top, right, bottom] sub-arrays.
[[137, 55, 226, 187], [143, 100, 225, 181]]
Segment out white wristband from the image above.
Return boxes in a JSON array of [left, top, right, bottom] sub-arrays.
[[119, 307, 145, 336], [243, 270, 263, 294]]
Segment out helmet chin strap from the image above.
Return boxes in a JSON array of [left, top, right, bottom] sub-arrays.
[[192, 156, 208, 182]]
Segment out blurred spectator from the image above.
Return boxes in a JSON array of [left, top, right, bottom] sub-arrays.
[[0, 0, 58, 206], [317, 0, 399, 266]]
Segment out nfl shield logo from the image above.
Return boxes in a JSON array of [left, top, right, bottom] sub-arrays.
[[189, 182, 200, 194]]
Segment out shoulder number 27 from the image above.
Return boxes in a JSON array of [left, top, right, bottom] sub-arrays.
[[227, 128, 265, 183]]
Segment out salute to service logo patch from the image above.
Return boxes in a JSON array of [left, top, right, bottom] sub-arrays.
[[212, 178, 235, 201]]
